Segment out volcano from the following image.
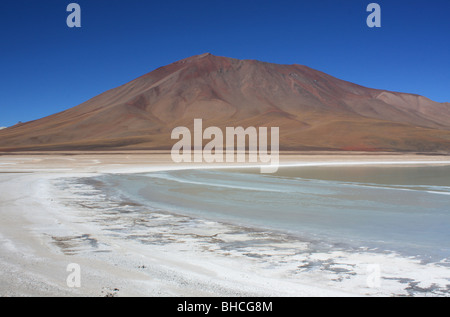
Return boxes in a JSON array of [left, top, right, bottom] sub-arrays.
[[1, 53, 450, 152]]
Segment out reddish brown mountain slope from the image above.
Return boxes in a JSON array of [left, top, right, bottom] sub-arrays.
[[1, 53, 450, 152]]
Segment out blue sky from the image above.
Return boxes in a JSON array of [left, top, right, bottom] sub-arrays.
[[0, 0, 449, 127]]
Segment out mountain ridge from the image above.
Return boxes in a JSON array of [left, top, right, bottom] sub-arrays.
[[1, 53, 449, 152]]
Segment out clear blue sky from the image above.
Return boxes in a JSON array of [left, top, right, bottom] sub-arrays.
[[1, 0, 449, 127]]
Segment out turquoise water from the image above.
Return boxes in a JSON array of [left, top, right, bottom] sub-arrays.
[[97, 165, 450, 262]]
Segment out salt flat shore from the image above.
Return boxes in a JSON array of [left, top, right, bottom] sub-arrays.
[[0, 152, 449, 297]]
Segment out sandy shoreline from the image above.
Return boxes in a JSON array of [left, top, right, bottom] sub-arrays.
[[1, 153, 449, 297], [1, 152, 450, 173]]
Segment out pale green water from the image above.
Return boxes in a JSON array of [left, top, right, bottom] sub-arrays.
[[97, 165, 450, 262]]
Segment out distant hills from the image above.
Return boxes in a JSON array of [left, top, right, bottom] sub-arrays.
[[1, 53, 449, 152]]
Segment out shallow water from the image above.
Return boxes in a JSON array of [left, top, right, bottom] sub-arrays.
[[98, 165, 450, 262]]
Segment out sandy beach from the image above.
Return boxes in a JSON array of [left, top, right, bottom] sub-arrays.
[[1, 152, 449, 297]]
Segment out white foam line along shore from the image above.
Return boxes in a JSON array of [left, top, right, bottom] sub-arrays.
[[98, 160, 450, 174], [0, 154, 449, 296]]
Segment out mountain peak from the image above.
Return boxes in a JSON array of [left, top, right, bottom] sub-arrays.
[[198, 52, 213, 58], [0, 54, 449, 152]]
